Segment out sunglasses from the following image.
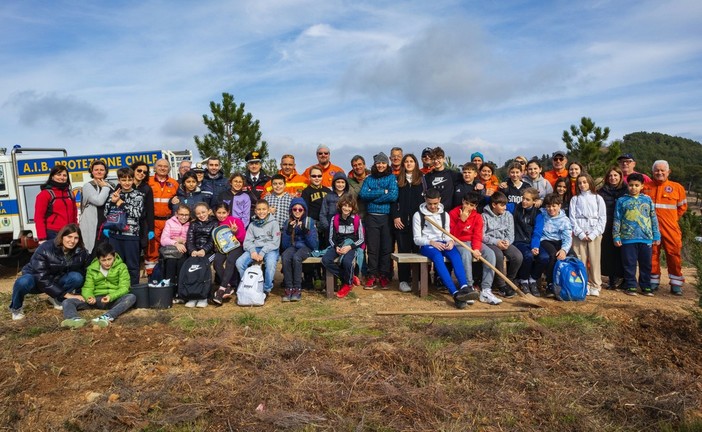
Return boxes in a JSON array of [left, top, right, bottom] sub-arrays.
[[553, 157, 565, 161], [292, 207, 304, 212], [317, 152, 329, 155], [135, 169, 147, 174], [310, 174, 322, 178], [517, 161, 526, 165]]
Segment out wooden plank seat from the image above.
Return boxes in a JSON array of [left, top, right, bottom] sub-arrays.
[[391, 253, 447, 297]]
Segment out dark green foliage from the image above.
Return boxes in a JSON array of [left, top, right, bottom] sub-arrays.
[[621, 132, 702, 188], [193, 92, 269, 176], [562, 117, 618, 179]]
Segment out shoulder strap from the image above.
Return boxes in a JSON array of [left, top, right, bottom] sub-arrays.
[[352, 214, 360, 232], [45, 189, 56, 218], [332, 214, 340, 231]]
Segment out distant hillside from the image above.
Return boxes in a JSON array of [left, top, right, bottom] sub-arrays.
[[621, 132, 702, 186]]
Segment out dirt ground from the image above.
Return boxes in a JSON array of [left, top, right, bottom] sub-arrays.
[[0, 265, 700, 431]]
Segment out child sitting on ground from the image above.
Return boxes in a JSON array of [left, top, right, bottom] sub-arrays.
[[322, 195, 365, 299], [482, 191, 522, 298], [534, 193, 573, 297], [235, 199, 281, 296], [281, 198, 318, 302], [60, 242, 136, 329]]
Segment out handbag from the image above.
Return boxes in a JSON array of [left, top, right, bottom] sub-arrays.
[[160, 245, 184, 259], [103, 207, 128, 232]]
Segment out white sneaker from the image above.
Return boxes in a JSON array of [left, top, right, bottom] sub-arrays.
[[589, 288, 600, 297], [11, 309, 25, 321], [47, 297, 63, 310], [399, 282, 411, 293], [184, 300, 197, 308], [479, 289, 503, 305], [196, 299, 208, 308]]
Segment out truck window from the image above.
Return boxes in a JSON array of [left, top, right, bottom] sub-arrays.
[[0, 165, 6, 194], [24, 185, 42, 223]]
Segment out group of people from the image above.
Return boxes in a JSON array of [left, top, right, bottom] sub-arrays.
[[7, 144, 689, 322]]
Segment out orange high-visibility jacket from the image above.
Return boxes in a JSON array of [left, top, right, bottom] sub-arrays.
[[644, 178, 687, 235], [148, 176, 179, 219]]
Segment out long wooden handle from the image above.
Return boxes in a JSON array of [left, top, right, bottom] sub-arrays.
[[423, 215, 523, 295]]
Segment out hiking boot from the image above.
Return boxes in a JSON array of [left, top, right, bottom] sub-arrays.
[[290, 290, 302, 302], [379, 276, 390, 290], [625, 287, 638, 296], [455, 285, 479, 302], [184, 300, 197, 308], [337, 284, 353, 298], [92, 315, 112, 328], [399, 281, 412, 293], [364, 276, 377, 290], [11, 308, 25, 321], [61, 318, 86, 329], [545, 283, 556, 298], [282, 289, 292, 302], [671, 286, 683, 296], [196, 299, 208, 308], [498, 286, 517, 299], [479, 289, 502, 305], [528, 281, 540, 297], [642, 288, 654, 297], [47, 297, 63, 311], [212, 287, 227, 305]]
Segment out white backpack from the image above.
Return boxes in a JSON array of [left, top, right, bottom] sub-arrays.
[[237, 264, 266, 306]]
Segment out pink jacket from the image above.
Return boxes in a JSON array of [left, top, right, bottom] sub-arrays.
[[160, 215, 190, 246]]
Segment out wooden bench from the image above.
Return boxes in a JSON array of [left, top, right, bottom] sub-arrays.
[[302, 256, 335, 298], [391, 253, 446, 298]]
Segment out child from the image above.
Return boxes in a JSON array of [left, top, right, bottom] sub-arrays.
[[323, 195, 365, 298], [482, 191, 522, 298], [524, 160, 553, 204], [216, 173, 252, 227], [613, 173, 661, 296], [512, 188, 544, 296], [534, 193, 573, 297], [301, 166, 330, 288], [160, 204, 191, 289], [235, 199, 281, 295], [60, 242, 136, 329], [566, 162, 585, 196], [265, 174, 293, 231], [413, 188, 474, 309], [553, 177, 572, 216], [185, 202, 218, 308], [319, 171, 349, 241], [103, 167, 146, 285], [281, 198, 319, 301], [170, 171, 208, 214], [569, 174, 607, 296], [425, 147, 457, 209], [452, 162, 485, 209], [448, 192, 497, 304], [500, 162, 530, 213], [211, 203, 246, 304]]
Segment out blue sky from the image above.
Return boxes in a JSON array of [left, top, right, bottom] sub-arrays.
[[2, 0, 701, 171]]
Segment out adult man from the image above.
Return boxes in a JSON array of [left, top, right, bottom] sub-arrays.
[[303, 144, 344, 188], [261, 154, 308, 197], [644, 160, 687, 295], [200, 157, 229, 205], [420, 147, 434, 174], [617, 153, 651, 184], [543, 151, 568, 187], [244, 151, 270, 200], [146, 159, 178, 275], [347, 155, 370, 218], [390, 147, 403, 176], [177, 160, 192, 181]]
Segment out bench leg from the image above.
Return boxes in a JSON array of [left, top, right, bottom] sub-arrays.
[[419, 262, 429, 297], [325, 268, 335, 299]]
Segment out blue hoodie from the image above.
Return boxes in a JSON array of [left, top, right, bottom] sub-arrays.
[[281, 197, 319, 250], [534, 208, 572, 253]]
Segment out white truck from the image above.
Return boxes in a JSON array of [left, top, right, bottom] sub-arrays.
[[0, 147, 192, 265]]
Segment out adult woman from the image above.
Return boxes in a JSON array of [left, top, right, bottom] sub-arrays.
[[80, 160, 114, 254], [391, 154, 425, 292], [8, 224, 89, 320], [359, 152, 398, 289], [598, 166, 628, 289], [478, 163, 499, 197], [130, 161, 155, 250], [34, 165, 77, 242]]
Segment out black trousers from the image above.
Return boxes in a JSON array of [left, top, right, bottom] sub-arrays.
[[365, 214, 392, 278]]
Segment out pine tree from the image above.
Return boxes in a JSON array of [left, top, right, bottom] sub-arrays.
[[194, 93, 269, 176], [561, 117, 618, 178]]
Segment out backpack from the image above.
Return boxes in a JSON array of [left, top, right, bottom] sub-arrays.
[[45, 188, 75, 219], [237, 264, 266, 306], [212, 225, 240, 254], [332, 214, 365, 250], [177, 256, 212, 300], [552, 257, 588, 301]]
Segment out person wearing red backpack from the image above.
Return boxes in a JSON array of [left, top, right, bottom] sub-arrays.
[[322, 195, 365, 298], [35, 165, 77, 243]]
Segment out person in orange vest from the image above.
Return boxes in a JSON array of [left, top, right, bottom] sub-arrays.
[[261, 154, 309, 198], [543, 151, 568, 188], [644, 160, 687, 295], [302, 144, 344, 188], [146, 159, 179, 276]]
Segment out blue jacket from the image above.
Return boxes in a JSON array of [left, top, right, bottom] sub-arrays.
[[281, 198, 319, 251], [359, 170, 398, 215], [613, 194, 661, 244], [535, 208, 572, 253]]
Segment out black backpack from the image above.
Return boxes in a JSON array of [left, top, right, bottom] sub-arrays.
[[45, 188, 75, 219], [177, 256, 212, 300]]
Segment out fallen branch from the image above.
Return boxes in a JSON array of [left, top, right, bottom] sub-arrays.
[[377, 308, 530, 316]]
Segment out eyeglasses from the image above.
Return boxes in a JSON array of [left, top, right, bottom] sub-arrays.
[[135, 169, 147, 174], [553, 157, 565, 161], [310, 174, 322, 178], [177, 213, 190, 217], [317, 152, 329, 156], [291, 207, 304, 212]]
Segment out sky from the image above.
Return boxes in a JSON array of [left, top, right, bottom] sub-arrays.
[[1, 0, 701, 171]]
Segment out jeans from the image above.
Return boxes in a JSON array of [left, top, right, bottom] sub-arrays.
[[281, 246, 311, 289], [62, 294, 136, 320], [486, 244, 523, 289], [514, 241, 545, 281], [10, 271, 84, 311], [537, 240, 562, 283], [236, 247, 279, 293], [322, 246, 356, 285], [458, 244, 495, 290], [621, 243, 652, 289], [419, 244, 467, 295]]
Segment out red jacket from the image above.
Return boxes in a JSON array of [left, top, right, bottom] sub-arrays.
[[448, 206, 484, 251], [34, 186, 78, 241]]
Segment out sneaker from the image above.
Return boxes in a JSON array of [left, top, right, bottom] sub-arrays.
[[613, 277, 624, 290], [61, 317, 86, 329], [642, 288, 654, 297], [352, 276, 361, 287], [212, 287, 227, 305], [92, 314, 113, 328], [498, 286, 517, 299], [11, 308, 25, 321], [223, 287, 236, 299], [625, 287, 638, 296], [589, 288, 600, 297], [671, 286, 683, 296], [196, 299, 208, 308], [282, 289, 292, 302], [364, 276, 377, 290], [455, 285, 480, 302], [399, 281, 412, 293], [517, 282, 531, 296], [650, 283, 659, 292], [47, 297, 63, 311], [184, 300, 197, 308], [379, 276, 390, 290], [337, 284, 353, 298], [479, 289, 502, 305], [290, 290, 302, 302], [545, 283, 556, 298], [528, 281, 541, 297], [454, 297, 468, 309]]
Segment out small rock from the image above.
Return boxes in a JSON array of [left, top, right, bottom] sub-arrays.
[[108, 393, 120, 403], [85, 392, 102, 403]]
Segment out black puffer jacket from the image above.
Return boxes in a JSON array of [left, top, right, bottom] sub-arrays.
[[186, 216, 218, 254], [22, 241, 89, 298]]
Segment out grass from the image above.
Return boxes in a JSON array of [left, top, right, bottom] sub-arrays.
[[537, 312, 607, 331]]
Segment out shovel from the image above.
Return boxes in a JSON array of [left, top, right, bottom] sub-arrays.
[[423, 216, 543, 308]]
